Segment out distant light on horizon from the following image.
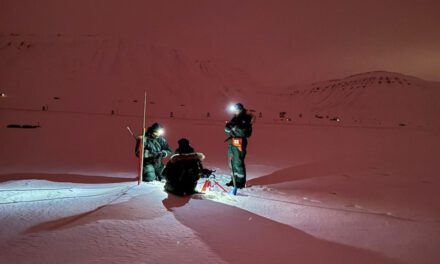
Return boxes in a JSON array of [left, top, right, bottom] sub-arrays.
[[0, 93, 7, 98]]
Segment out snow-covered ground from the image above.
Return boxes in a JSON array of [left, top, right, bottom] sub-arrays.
[[1, 171, 438, 264], [1, 108, 440, 263], [0, 176, 410, 264]]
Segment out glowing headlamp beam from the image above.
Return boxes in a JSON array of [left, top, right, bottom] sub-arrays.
[[228, 104, 238, 113], [156, 128, 165, 136]]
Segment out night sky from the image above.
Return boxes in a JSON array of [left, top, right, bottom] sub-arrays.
[[1, 0, 439, 85]]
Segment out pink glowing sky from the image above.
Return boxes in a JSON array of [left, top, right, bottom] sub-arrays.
[[1, 0, 439, 85]]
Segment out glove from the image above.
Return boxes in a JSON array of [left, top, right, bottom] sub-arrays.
[[225, 122, 235, 133], [148, 152, 160, 159], [151, 151, 167, 159]]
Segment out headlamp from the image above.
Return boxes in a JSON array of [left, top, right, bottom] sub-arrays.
[[228, 103, 238, 113], [156, 128, 165, 136]]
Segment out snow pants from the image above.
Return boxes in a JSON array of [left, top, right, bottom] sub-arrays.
[[143, 163, 164, 182], [228, 143, 247, 187]]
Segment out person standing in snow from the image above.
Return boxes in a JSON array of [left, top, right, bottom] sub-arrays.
[[135, 123, 173, 182], [224, 103, 254, 189]]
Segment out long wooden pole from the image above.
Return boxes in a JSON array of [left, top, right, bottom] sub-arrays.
[[138, 92, 147, 185]]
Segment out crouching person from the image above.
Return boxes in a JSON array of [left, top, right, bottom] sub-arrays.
[[135, 123, 173, 182], [163, 138, 205, 196]]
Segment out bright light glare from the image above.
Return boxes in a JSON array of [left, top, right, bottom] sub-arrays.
[[228, 103, 237, 113], [157, 128, 165, 136]]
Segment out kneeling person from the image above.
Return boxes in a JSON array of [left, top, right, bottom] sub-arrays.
[[135, 123, 173, 182], [163, 138, 204, 196]]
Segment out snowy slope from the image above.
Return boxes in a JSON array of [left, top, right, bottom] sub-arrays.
[[259, 71, 440, 128], [2, 34, 440, 126], [0, 34, 259, 119]]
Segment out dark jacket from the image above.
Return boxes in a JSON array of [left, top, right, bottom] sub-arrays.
[[135, 133, 173, 166], [163, 153, 204, 195], [224, 110, 253, 139]]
